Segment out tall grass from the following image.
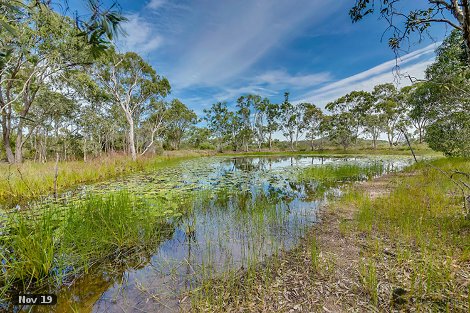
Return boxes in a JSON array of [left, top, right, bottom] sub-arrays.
[[352, 158, 470, 310], [298, 162, 385, 183], [0, 191, 179, 302]]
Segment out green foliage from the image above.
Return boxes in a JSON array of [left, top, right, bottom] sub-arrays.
[[350, 1, 470, 63], [426, 112, 470, 157], [1, 191, 178, 294], [163, 99, 197, 150]]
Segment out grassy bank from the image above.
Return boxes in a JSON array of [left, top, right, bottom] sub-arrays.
[[348, 158, 470, 311], [0, 151, 212, 208], [190, 157, 470, 312], [0, 191, 188, 305]]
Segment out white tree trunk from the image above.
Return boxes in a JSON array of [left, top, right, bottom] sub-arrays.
[[123, 109, 137, 161]]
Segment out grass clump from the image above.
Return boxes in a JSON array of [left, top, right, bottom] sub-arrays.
[[0, 191, 180, 302], [309, 235, 319, 270], [298, 162, 385, 183], [359, 259, 379, 306]]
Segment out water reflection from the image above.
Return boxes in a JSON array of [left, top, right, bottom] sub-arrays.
[[14, 156, 411, 312]]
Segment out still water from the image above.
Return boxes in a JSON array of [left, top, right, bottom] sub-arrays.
[[15, 155, 412, 312]]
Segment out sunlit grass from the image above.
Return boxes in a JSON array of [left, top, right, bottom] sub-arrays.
[[298, 162, 386, 183], [351, 158, 470, 310], [0, 191, 180, 302], [0, 154, 201, 207]]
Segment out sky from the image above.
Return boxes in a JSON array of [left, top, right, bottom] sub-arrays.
[[70, 0, 452, 115]]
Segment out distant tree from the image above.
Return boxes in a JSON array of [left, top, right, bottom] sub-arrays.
[[294, 103, 306, 148], [317, 115, 332, 150], [326, 91, 371, 142], [404, 82, 438, 143], [372, 84, 407, 147], [361, 96, 384, 150], [140, 99, 168, 155], [328, 112, 356, 150], [350, 0, 470, 63], [186, 126, 213, 150], [301, 103, 323, 151], [163, 99, 197, 150], [236, 95, 253, 152], [280, 92, 297, 150], [265, 101, 280, 150], [203, 102, 231, 152], [251, 95, 269, 151], [94, 51, 170, 160]]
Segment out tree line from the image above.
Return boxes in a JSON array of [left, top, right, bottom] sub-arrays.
[[202, 31, 469, 157], [1, 2, 469, 164], [0, 1, 197, 163]]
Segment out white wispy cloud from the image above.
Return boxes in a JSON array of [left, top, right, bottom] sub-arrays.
[[118, 13, 163, 55], [295, 43, 439, 108], [168, 0, 345, 88], [146, 0, 166, 10], [254, 70, 332, 88]]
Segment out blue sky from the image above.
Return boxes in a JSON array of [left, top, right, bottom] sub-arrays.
[[71, 0, 451, 115]]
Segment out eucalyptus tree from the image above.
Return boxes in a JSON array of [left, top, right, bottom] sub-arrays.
[[250, 95, 268, 151], [163, 99, 197, 150], [280, 92, 297, 150], [94, 51, 170, 161], [203, 102, 231, 152], [326, 90, 371, 142], [317, 115, 332, 150], [0, 7, 95, 163], [0, 0, 126, 59], [328, 112, 356, 150], [424, 30, 470, 156], [265, 101, 280, 150], [372, 83, 406, 147], [186, 126, 212, 150], [294, 103, 306, 148], [301, 103, 323, 151], [405, 82, 438, 143], [350, 0, 470, 63], [425, 30, 470, 115], [0, 0, 126, 163], [236, 95, 253, 152], [139, 99, 168, 155], [426, 112, 470, 157]]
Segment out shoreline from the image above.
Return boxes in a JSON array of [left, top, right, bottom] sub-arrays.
[[190, 158, 470, 312]]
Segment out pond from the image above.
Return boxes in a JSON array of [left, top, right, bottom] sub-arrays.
[[7, 155, 412, 312]]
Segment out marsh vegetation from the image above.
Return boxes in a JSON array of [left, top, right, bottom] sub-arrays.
[[0, 155, 412, 312], [1, 1, 469, 312]]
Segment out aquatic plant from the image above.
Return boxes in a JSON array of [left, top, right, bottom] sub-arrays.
[[0, 191, 181, 303], [298, 162, 386, 183]]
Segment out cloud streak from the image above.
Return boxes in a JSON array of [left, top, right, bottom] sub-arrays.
[[167, 0, 345, 88], [295, 43, 439, 108], [118, 13, 164, 55]]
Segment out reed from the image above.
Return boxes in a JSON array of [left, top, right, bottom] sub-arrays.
[[0, 191, 179, 302]]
